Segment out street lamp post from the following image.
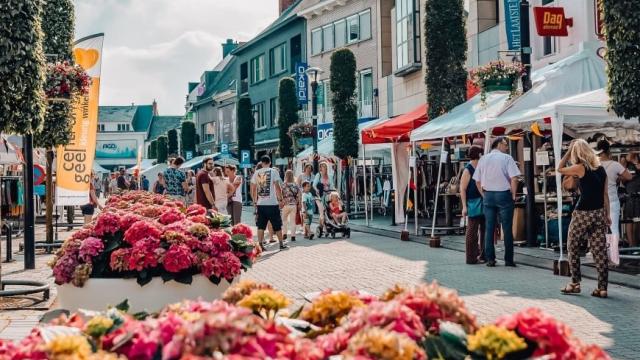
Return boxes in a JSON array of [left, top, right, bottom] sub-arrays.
[[305, 67, 323, 173]]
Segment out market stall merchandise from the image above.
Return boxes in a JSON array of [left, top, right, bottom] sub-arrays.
[[49, 191, 258, 312], [0, 280, 610, 359]]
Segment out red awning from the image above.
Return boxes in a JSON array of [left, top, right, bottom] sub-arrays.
[[361, 104, 428, 144]]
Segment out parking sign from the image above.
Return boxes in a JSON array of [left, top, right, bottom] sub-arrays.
[[240, 150, 251, 168]]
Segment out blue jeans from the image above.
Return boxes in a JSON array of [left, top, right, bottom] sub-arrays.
[[483, 191, 515, 263]]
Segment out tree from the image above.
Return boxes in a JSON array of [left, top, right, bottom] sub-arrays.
[[424, 0, 467, 119], [602, 0, 640, 120], [0, 0, 47, 134], [278, 77, 298, 158], [157, 136, 168, 163], [330, 48, 358, 213], [237, 97, 255, 162], [180, 121, 196, 158], [149, 140, 158, 159], [35, 0, 76, 244], [167, 128, 179, 155]]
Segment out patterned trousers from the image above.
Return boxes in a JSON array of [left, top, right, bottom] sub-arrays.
[[465, 216, 485, 264], [567, 208, 609, 290]]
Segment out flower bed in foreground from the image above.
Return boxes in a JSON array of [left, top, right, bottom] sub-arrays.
[[0, 281, 609, 360], [49, 191, 258, 288]]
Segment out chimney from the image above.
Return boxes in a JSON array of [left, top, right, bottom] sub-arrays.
[[222, 39, 238, 58], [152, 99, 159, 116], [279, 0, 295, 14]]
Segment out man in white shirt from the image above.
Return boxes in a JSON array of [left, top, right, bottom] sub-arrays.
[[596, 140, 631, 238], [251, 156, 287, 250], [473, 136, 521, 267]]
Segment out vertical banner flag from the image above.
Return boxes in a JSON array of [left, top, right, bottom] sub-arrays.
[[56, 33, 104, 206], [504, 0, 521, 50], [295, 62, 308, 105], [136, 144, 143, 186]]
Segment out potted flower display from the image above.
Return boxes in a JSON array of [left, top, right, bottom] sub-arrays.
[[0, 281, 609, 359], [288, 122, 315, 150], [45, 61, 91, 101], [470, 60, 525, 103], [49, 191, 258, 312]]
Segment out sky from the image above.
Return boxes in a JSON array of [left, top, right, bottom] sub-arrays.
[[74, 0, 279, 115]]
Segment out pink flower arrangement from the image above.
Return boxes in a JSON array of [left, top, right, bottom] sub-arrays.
[[50, 191, 257, 287], [231, 223, 253, 240]]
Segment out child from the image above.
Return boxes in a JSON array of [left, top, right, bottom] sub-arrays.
[[301, 181, 315, 239], [329, 192, 348, 225]]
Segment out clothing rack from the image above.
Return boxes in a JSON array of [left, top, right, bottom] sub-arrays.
[[0, 175, 24, 236]]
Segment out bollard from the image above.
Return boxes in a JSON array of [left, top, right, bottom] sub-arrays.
[[3, 223, 13, 263], [390, 190, 396, 226]]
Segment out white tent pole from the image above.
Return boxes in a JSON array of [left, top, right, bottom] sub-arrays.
[[431, 140, 446, 238], [413, 142, 419, 235], [363, 144, 368, 226], [369, 151, 374, 222], [404, 143, 411, 232], [551, 112, 565, 260]]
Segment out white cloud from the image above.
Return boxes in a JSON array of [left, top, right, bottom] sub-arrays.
[[74, 0, 278, 114]]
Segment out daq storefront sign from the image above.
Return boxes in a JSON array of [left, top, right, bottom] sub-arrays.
[[533, 6, 573, 36], [295, 62, 308, 105]]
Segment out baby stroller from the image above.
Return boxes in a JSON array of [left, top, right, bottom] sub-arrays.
[[315, 190, 351, 239]]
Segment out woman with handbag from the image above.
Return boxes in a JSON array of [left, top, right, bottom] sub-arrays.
[[460, 146, 485, 264]]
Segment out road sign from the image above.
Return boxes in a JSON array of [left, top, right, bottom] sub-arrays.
[[185, 151, 193, 160], [240, 150, 251, 165], [221, 143, 229, 154]]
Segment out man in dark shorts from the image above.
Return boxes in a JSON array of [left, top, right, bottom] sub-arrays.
[[195, 158, 216, 209], [250, 156, 287, 250], [116, 169, 129, 191]]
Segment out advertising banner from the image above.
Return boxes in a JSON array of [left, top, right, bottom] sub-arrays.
[[504, 0, 521, 50], [533, 6, 571, 36], [56, 33, 104, 206], [95, 139, 138, 159], [295, 62, 308, 105]]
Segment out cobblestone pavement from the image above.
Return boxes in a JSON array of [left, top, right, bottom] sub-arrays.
[[246, 230, 639, 359]]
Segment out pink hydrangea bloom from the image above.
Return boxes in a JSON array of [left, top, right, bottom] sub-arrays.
[[124, 220, 162, 245], [119, 213, 144, 231], [203, 231, 232, 255], [93, 212, 121, 236], [186, 204, 207, 217], [110, 248, 131, 272], [163, 244, 194, 273], [159, 208, 186, 225], [231, 224, 253, 240], [128, 238, 163, 271], [78, 237, 104, 263], [52, 253, 79, 284]]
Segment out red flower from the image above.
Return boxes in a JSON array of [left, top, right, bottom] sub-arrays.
[[159, 208, 186, 225], [188, 215, 209, 225], [186, 204, 207, 217], [124, 221, 162, 245], [110, 248, 131, 272], [128, 238, 163, 271], [163, 244, 194, 273], [120, 214, 143, 231], [93, 212, 121, 236], [203, 231, 232, 255], [231, 224, 253, 240]]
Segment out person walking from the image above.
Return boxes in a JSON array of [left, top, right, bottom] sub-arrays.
[[301, 181, 315, 239], [297, 164, 314, 187], [251, 156, 287, 250], [225, 165, 243, 225], [624, 152, 640, 247], [195, 158, 216, 210], [281, 170, 301, 241], [212, 167, 231, 214], [596, 140, 631, 239], [473, 137, 521, 267], [103, 176, 110, 198], [153, 173, 167, 195], [116, 169, 129, 192], [164, 156, 188, 203], [141, 175, 150, 191], [460, 146, 485, 264], [559, 139, 610, 298], [80, 171, 103, 224]]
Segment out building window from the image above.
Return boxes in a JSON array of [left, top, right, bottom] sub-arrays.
[[358, 69, 373, 118], [311, 29, 322, 55], [270, 97, 278, 127], [347, 15, 359, 43], [396, 0, 412, 68], [359, 10, 371, 40], [117, 123, 130, 132], [201, 122, 215, 143], [323, 24, 334, 52], [253, 102, 266, 129], [269, 43, 286, 76], [250, 54, 265, 84], [98, 124, 105, 132], [334, 20, 347, 47]]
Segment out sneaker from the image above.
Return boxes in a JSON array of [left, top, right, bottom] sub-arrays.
[[291, 237, 296, 242], [261, 242, 268, 248], [279, 244, 289, 250], [308, 234, 314, 240], [486, 261, 496, 267]]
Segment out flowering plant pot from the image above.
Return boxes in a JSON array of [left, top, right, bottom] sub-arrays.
[[470, 61, 524, 103], [45, 61, 91, 100], [288, 122, 315, 139], [483, 77, 515, 92], [49, 191, 258, 291]]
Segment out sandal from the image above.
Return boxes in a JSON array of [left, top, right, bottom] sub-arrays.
[[591, 289, 608, 298], [560, 283, 581, 295]]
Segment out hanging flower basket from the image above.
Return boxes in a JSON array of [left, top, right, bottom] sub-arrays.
[[288, 122, 315, 139], [44, 61, 91, 101], [470, 61, 524, 103]]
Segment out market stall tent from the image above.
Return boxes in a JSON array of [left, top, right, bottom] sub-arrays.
[[180, 153, 239, 169], [92, 162, 110, 174], [141, 163, 168, 185]]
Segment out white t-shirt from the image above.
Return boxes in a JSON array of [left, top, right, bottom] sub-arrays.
[[251, 168, 282, 206], [601, 160, 625, 202], [230, 175, 243, 202], [213, 177, 229, 203]]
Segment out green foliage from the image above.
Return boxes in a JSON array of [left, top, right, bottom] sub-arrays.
[[424, 0, 468, 119], [0, 0, 47, 134], [602, 0, 640, 120], [330, 49, 358, 159], [149, 140, 158, 159], [167, 128, 178, 155], [180, 121, 196, 157], [278, 77, 298, 158], [157, 136, 168, 163], [35, 0, 76, 149], [237, 97, 255, 161]]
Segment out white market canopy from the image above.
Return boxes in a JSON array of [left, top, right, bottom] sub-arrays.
[[93, 162, 110, 174], [126, 159, 156, 173], [411, 42, 607, 142]]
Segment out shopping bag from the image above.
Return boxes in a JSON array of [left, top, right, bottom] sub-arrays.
[[606, 233, 620, 266]]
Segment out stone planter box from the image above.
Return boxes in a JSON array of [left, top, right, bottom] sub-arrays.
[[57, 275, 237, 313]]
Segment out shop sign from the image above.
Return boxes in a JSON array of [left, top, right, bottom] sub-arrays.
[[533, 7, 572, 37], [317, 123, 333, 141], [594, 0, 604, 40], [503, 0, 521, 50], [295, 62, 308, 105]]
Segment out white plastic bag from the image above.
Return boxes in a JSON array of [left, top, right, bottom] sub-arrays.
[[606, 233, 620, 266]]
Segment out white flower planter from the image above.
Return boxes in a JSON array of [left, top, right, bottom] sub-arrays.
[[57, 275, 237, 313]]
